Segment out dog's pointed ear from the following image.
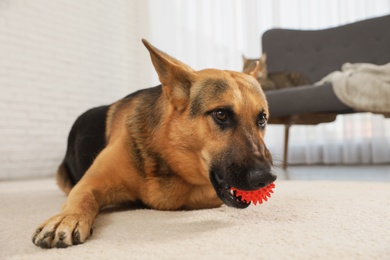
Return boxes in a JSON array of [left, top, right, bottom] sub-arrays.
[[142, 39, 195, 109], [243, 61, 259, 79]]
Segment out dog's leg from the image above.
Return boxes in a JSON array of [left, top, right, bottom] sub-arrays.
[[32, 147, 137, 248], [183, 186, 223, 210]]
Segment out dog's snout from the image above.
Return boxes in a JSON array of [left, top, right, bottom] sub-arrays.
[[248, 168, 277, 189]]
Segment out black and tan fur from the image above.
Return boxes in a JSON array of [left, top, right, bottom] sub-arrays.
[[32, 40, 277, 248]]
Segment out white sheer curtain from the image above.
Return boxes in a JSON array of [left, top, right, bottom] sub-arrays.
[[287, 114, 390, 165], [146, 0, 390, 165]]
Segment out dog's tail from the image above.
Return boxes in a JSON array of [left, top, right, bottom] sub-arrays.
[[55, 163, 74, 195]]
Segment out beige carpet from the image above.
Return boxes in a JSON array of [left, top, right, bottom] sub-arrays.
[[1, 178, 389, 260]]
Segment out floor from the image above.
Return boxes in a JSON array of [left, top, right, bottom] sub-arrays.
[[277, 165, 390, 182]]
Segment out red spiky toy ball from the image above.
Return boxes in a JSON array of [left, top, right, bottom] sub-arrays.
[[231, 183, 275, 205]]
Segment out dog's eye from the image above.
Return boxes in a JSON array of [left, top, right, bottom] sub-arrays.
[[210, 108, 236, 130], [213, 109, 228, 123], [257, 113, 267, 128]]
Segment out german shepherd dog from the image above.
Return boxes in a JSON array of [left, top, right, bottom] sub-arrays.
[[32, 40, 277, 248]]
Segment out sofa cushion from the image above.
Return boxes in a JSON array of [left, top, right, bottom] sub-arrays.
[[265, 83, 353, 117]]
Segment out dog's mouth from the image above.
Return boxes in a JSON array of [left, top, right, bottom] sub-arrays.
[[209, 171, 250, 209]]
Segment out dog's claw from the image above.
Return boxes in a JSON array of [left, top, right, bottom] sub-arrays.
[[32, 228, 41, 244], [55, 241, 69, 248], [73, 231, 81, 245], [35, 231, 55, 249], [58, 231, 66, 241], [43, 231, 55, 239]]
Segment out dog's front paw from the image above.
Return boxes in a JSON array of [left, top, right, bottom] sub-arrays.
[[32, 213, 93, 248]]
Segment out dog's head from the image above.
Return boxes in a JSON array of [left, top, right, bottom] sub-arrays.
[[143, 39, 277, 208]]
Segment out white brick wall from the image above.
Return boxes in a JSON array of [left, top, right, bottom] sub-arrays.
[[0, 0, 152, 180]]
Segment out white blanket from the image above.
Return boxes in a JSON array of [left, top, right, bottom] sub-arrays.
[[317, 62, 390, 113]]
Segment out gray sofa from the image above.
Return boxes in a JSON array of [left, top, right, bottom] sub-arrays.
[[262, 14, 390, 168]]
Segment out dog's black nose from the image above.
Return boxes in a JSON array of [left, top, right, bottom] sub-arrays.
[[248, 168, 277, 189]]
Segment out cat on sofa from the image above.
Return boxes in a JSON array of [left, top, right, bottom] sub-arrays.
[[242, 53, 311, 91]]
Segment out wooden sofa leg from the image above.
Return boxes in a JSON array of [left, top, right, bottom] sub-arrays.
[[283, 124, 290, 170]]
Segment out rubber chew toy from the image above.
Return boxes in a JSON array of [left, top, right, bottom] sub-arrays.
[[231, 183, 275, 205]]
